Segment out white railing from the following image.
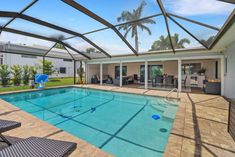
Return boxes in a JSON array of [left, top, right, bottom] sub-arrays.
[[165, 88, 179, 100]]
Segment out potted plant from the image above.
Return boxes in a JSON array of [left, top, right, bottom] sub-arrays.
[[29, 66, 38, 88], [198, 67, 206, 76]]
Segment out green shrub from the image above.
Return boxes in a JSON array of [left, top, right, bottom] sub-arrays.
[[0, 64, 11, 87], [11, 65, 22, 86], [29, 66, 38, 80], [40, 60, 55, 75], [22, 65, 30, 85]]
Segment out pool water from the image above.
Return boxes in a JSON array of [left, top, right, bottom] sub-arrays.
[[0, 87, 178, 157]]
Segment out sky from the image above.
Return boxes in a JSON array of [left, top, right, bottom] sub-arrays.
[[0, 0, 234, 56]]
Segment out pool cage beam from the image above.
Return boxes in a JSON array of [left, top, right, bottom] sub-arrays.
[[167, 13, 220, 31], [0, 0, 234, 59], [0, 27, 91, 59], [65, 13, 163, 40], [43, 43, 58, 57], [62, 0, 138, 56], [3, 1, 37, 27], [42, 56, 45, 74], [167, 15, 209, 49], [217, 0, 235, 4], [74, 60, 76, 84], [0, 50, 77, 60], [0, 0, 38, 34], [0, 12, 111, 59], [42, 43, 78, 84], [156, 0, 175, 53]]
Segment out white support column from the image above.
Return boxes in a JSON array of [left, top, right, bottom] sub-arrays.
[[100, 62, 103, 85], [221, 56, 225, 96], [85, 62, 88, 84], [145, 60, 148, 89], [178, 59, 182, 92], [120, 61, 122, 87]]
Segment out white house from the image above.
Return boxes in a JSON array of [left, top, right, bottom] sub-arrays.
[[0, 42, 82, 78]]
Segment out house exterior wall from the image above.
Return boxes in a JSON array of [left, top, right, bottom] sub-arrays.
[[87, 64, 100, 83], [87, 59, 218, 82], [1, 53, 78, 78], [224, 41, 235, 98]]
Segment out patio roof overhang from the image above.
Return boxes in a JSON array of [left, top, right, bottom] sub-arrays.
[[0, 0, 234, 61]]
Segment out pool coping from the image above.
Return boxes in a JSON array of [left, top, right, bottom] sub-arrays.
[[1, 84, 234, 157]]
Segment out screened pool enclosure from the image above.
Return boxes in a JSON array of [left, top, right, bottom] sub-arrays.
[[0, 0, 234, 61]]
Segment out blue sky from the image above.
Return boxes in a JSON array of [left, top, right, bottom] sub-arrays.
[[0, 0, 234, 55]]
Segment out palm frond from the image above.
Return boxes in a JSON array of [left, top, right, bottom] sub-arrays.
[[139, 24, 152, 35]]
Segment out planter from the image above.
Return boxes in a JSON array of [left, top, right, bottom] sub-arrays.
[[29, 80, 35, 88]]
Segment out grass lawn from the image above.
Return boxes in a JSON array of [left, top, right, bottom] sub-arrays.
[[0, 77, 76, 93]]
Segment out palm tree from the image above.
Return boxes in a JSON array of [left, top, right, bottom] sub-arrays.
[[172, 33, 190, 49], [150, 35, 170, 51], [150, 33, 190, 51], [54, 43, 65, 49], [117, 1, 156, 52]]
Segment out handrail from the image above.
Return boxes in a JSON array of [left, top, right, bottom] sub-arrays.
[[165, 88, 179, 100]]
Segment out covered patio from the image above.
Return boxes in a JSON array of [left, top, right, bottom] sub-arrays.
[[86, 50, 224, 95]]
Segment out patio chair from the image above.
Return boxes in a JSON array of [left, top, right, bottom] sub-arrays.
[[133, 74, 139, 83], [165, 75, 174, 88], [182, 75, 187, 88], [156, 75, 164, 87], [0, 119, 21, 145], [0, 137, 77, 157]]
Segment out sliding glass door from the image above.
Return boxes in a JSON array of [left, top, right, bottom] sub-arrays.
[[140, 65, 163, 82]]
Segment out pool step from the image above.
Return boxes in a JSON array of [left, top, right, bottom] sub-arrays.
[[163, 106, 177, 119]]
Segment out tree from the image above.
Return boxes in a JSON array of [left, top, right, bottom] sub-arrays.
[[22, 65, 30, 85], [117, 1, 156, 52], [150, 33, 190, 51], [29, 66, 38, 80], [200, 36, 214, 46], [11, 65, 22, 86], [77, 61, 84, 84], [150, 35, 170, 51], [85, 48, 101, 54], [41, 60, 55, 75], [54, 43, 65, 49], [0, 64, 11, 87]]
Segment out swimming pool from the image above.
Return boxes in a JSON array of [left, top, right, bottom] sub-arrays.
[[0, 87, 178, 157]]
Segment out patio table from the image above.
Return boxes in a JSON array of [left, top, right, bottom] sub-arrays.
[[0, 119, 21, 145]]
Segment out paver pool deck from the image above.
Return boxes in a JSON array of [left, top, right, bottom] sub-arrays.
[[0, 84, 234, 157]]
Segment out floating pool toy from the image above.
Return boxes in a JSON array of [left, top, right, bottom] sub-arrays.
[[152, 114, 160, 120]]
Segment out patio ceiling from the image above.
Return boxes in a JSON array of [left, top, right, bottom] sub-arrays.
[[0, 0, 234, 61]]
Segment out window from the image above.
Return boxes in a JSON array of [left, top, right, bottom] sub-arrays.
[[63, 59, 73, 62], [60, 67, 66, 74], [182, 63, 201, 75], [115, 66, 127, 78], [21, 55, 37, 59], [140, 65, 163, 82]]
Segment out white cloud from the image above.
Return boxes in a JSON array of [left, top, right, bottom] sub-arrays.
[[164, 0, 234, 16]]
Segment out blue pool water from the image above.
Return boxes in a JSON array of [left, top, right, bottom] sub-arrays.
[[0, 87, 178, 157]]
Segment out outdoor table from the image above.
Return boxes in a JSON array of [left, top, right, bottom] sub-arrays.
[[0, 119, 21, 145]]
